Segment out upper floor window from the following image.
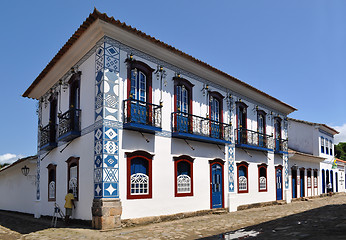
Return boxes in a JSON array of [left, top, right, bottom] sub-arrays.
[[258, 163, 267, 192], [236, 102, 248, 129], [209, 92, 223, 122], [174, 155, 194, 197], [126, 150, 153, 199], [127, 60, 154, 103], [321, 137, 325, 153], [66, 157, 79, 200], [174, 77, 194, 113], [274, 117, 282, 140], [237, 161, 249, 193], [257, 111, 266, 135], [325, 138, 329, 155], [68, 71, 81, 109], [330, 140, 333, 156], [47, 164, 56, 201]]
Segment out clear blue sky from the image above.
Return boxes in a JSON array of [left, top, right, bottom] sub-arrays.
[[1, 0, 346, 163]]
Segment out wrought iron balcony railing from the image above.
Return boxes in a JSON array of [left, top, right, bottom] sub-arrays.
[[58, 108, 81, 142], [40, 123, 57, 150], [171, 112, 231, 144], [275, 138, 288, 153], [235, 128, 273, 151], [123, 99, 162, 133]]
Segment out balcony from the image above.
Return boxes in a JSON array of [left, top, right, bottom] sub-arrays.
[[235, 128, 273, 152], [40, 123, 57, 151], [58, 109, 81, 142], [171, 112, 231, 145], [274, 138, 288, 154], [123, 99, 162, 133]]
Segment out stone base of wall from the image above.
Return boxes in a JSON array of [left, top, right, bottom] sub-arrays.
[[237, 200, 286, 211], [121, 208, 228, 228], [92, 198, 122, 230]]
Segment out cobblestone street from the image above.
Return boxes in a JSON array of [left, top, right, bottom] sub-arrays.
[[0, 193, 345, 240]]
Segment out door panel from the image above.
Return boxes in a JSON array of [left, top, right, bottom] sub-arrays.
[[211, 163, 223, 208]]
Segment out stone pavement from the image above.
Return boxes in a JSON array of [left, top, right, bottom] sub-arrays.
[[0, 193, 345, 239]]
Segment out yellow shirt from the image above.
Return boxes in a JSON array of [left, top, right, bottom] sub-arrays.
[[64, 193, 75, 209]]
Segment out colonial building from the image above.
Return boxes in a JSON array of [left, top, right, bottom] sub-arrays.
[[287, 118, 341, 198], [22, 9, 297, 229], [0, 156, 37, 214]]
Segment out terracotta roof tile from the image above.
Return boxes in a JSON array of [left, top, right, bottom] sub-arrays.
[[22, 9, 296, 113]]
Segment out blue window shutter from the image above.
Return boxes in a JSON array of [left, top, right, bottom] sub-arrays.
[[177, 161, 190, 176], [131, 158, 148, 175]]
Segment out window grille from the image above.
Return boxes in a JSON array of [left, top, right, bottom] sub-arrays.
[[177, 174, 191, 193], [314, 176, 318, 187], [131, 173, 149, 195], [239, 176, 247, 191], [69, 177, 78, 198], [307, 177, 312, 188], [259, 176, 266, 190], [49, 181, 55, 199]]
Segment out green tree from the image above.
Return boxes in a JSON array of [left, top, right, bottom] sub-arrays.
[[335, 142, 346, 161]]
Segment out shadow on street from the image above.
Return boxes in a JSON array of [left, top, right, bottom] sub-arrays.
[[0, 210, 90, 235], [202, 204, 346, 240]]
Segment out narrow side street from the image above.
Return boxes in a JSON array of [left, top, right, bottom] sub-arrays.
[[0, 193, 345, 240]]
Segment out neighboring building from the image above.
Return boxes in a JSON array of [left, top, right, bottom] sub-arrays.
[[0, 156, 37, 214], [22, 10, 297, 229], [288, 118, 340, 198], [335, 158, 346, 192]]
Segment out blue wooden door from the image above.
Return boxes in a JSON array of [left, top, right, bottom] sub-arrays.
[[322, 170, 325, 193], [276, 168, 282, 200], [300, 171, 305, 197], [211, 164, 223, 208], [292, 170, 297, 198], [335, 172, 338, 192]]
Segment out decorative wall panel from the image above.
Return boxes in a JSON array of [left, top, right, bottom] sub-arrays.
[[94, 41, 120, 198]]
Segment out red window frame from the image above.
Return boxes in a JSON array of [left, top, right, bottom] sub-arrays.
[[47, 164, 57, 202], [66, 157, 79, 201], [257, 110, 266, 135], [237, 161, 249, 193], [126, 60, 154, 102], [173, 76, 194, 113], [173, 155, 194, 197], [313, 169, 318, 189], [126, 150, 154, 199], [209, 91, 224, 122], [307, 168, 312, 189], [258, 163, 268, 192]]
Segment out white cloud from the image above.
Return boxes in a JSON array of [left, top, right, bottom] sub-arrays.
[[0, 153, 25, 164], [331, 123, 346, 144]]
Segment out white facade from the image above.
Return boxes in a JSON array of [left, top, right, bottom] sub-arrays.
[[288, 118, 340, 198], [20, 10, 298, 222], [0, 156, 37, 214]]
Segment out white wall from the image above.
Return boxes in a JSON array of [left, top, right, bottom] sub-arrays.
[[288, 121, 313, 154], [0, 160, 36, 214]]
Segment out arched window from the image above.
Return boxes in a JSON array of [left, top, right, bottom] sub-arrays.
[[127, 60, 153, 103], [66, 157, 79, 200], [126, 150, 153, 199], [257, 110, 266, 147], [173, 77, 194, 133], [68, 71, 81, 109], [321, 137, 325, 153], [174, 155, 194, 197], [258, 163, 267, 192], [237, 161, 249, 193], [209, 91, 224, 139], [47, 164, 56, 201], [236, 102, 248, 144], [307, 169, 312, 189]]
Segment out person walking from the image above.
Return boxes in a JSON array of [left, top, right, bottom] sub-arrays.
[[64, 189, 75, 225], [327, 182, 332, 196]]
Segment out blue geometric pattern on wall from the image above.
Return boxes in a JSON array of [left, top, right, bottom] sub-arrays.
[[94, 41, 120, 198], [283, 153, 289, 189], [36, 102, 42, 200], [228, 144, 235, 192]]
